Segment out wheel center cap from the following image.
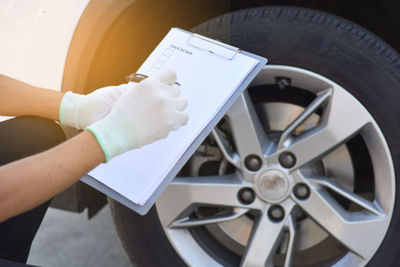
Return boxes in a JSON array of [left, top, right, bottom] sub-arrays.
[[255, 169, 290, 203]]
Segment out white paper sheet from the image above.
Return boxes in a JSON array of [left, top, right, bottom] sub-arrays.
[[88, 28, 258, 205]]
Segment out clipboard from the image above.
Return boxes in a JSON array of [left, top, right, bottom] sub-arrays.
[[81, 28, 267, 215]]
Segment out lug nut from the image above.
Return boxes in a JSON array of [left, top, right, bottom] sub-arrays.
[[268, 205, 285, 222], [279, 151, 296, 168], [293, 183, 310, 200], [238, 187, 256, 205], [275, 77, 291, 89], [244, 154, 262, 171]]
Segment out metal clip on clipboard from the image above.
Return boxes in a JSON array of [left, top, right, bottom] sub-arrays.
[[187, 33, 240, 60]]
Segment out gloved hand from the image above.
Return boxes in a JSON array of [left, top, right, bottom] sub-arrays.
[[86, 70, 188, 162], [59, 83, 134, 129]]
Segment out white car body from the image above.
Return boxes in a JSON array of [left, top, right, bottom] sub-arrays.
[[0, 0, 89, 90]]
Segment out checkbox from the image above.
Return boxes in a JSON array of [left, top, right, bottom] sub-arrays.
[[163, 48, 174, 56], [153, 60, 163, 69], [159, 55, 168, 62]]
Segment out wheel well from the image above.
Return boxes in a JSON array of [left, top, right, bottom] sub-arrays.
[[63, 0, 400, 92]]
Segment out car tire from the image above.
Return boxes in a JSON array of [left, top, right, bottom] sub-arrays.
[[109, 6, 400, 267]]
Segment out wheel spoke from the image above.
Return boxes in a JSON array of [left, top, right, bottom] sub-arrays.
[[170, 208, 249, 228], [277, 88, 332, 150], [227, 91, 272, 177], [307, 177, 383, 216], [157, 173, 263, 227], [283, 216, 296, 267], [211, 128, 240, 168], [240, 200, 295, 267], [271, 86, 372, 169], [293, 173, 388, 259]]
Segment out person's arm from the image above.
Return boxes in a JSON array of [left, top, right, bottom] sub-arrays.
[[0, 74, 63, 121], [0, 70, 188, 223], [0, 74, 128, 127], [0, 131, 104, 222]]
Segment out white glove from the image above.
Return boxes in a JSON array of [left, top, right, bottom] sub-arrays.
[[86, 70, 188, 162], [59, 83, 134, 129]]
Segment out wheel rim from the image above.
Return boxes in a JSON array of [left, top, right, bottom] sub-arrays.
[[156, 65, 395, 267]]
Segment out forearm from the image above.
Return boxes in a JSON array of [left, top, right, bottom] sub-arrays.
[[0, 130, 105, 222], [0, 74, 64, 121]]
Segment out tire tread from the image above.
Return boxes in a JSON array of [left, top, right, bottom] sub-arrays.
[[194, 6, 400, 80]]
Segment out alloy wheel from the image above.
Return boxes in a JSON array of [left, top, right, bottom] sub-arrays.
[[156, 65, 395, 267]]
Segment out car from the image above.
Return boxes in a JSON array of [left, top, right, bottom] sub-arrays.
[[1, 0, 400, 266]]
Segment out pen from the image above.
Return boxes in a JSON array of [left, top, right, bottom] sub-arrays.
[[125, 73, 181, 86]]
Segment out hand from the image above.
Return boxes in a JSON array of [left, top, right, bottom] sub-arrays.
[[87, 69, 188, 162], [59, 83, 134, 129]]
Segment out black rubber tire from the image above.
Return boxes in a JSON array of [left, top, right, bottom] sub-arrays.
[[109, 6, 400, 267]]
